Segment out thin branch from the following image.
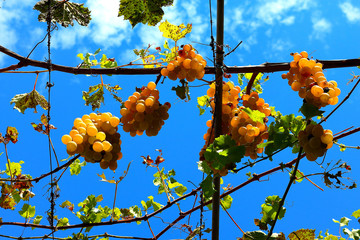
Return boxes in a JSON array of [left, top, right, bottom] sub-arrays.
[[220, 201, 245, 234], [224, 41, 242, 57], [1, 45, 360, 75], [0, 234, 151, 240], [320, 76, 360, 124]]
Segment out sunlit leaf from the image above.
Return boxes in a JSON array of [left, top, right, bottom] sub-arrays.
[[119, 0, 173, 27], [34, 0, 91, 27], [10, 90, 48, 114], [159, 20, 192, 41], [288, 229, 315, 240], [18, 203, 35, 219]]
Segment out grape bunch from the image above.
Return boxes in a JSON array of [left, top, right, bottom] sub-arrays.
[[120, 81, 171, 137], [202, 81, 241, 146], [160, 44, 206, 82], [298, 123, 334, 161], [230, 92, 271, 160], [61, 112, 122, 171], [282, 51, 341, 108]]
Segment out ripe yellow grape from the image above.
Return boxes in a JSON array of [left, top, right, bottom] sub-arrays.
[[109, 116, 120, 127], [82, 114, 90, 121], [96, 131, 106, 141], [92, 141, 104, 152], [161, 68, 169, 76], [145, 97, 155, 107], [89, 112, 98, 120], [100, 160, 109, 169], [167, 62, 175, 71], [101, 113, 111, 122], [321, 133, 333, 144], [310, 85, 323, 97], [67, 141, 77, 152], [183, 58, 191, 69], [73, 118, 83, 128], [61, 135, 72, 144], [103, 141, 113, 152], [183, 44, 192, 52], [87, 125, 98, 137], [136, 103, 146, 113], [73, 134, 84, 144], [147, 81, 156, 90], [311, 124, 324, 138]]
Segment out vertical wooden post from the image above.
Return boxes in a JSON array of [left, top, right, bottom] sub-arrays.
[[212, 0, 224, 239]]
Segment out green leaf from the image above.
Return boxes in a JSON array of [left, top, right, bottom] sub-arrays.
[[220, 195, 233, 210], [159, 20, 192, 41], [242, 108, 266, 123], [256, 195, 286, 230], [299, 102, 325, 119], [200, 174, 214, 199], [60, 200, 74, 212], [197, 95, 210, 115], [31, 215, 43, 230], [18, 204, 35, 219], [352, 209, 360, 219], [119, 0, 173, 27], [171, 79, 190, 101], [343, 228, 360, 240], [69, 159, 87, 176], [6, 160, 24, 176], [10, 90, 48, 114], [34, 0, 91, 27], [56, 217, 70, 227], [265, 112, 305, 159]]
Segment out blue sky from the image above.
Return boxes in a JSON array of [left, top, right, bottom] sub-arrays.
[[1, 0, 360, 239]]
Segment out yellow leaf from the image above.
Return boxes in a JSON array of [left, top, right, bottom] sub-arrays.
[[159, 20, 192, 42]]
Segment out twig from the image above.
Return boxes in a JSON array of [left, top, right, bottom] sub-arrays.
[[4, 143, 13, 183], [320, 76, 360, 124], [220, 201, 245, 234], [246, 72, 259, 95], [146, 219, 156, 239], [296, 169, 324, 191], [224, 41, 243, 57]]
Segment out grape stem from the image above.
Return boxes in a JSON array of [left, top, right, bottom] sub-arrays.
[[156, 165, 171, 204], [246, 72, 259, 95], [4, 143, 13, 184], [33, 73, 39, 91]]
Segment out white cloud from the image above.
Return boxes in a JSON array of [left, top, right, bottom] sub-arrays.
[[339, 2, 360, 23], [281, 16, 295, 25], [256, 0, 314, 25], [311, 17, 332, 40]]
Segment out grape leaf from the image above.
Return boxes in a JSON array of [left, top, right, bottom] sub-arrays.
[[299, 102, 325, 119], [60, 200, 74, 212], [255, 195, 286, 230], [118, 0, 173, 28], [197, 95, 210, 115], [264, 112, 305, 159], [203, 135, 245, 172], [56, 217, 70, 227], [159, 20, 192, 42], [221, 195, 233, 210], [172, 79, 190, 101], [18, 203, 35, 219], [200, 174, 215, 199], [288, 229, 315, 240], [343, 228, 360, 240], [6, 126, 19, 144], [242, 108, 266, 123], [82, 83, 122, 110], [352, 209, 360, 219], [31, 215, 43, 229], [6, 160, 24, 176], [69, 159, 86, 176], [10, 90, 48, 114], [34, 0, 91, 27]]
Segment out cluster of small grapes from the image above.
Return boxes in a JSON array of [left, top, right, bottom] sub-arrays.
[[120, 82, 171, 137], [160, 44, 206, 82], [282, 51, 341, 108], [202, 82, 241, 146], [230, 92, 271, 160], [298, 124, 334, 161], [61, 112, 122, 171]]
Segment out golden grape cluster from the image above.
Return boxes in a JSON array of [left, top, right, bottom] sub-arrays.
[[230, 92, 271, 160], [120, 82, 170, 137], [160, 44, 206, 82], [282, 51, 341, 108], [298, 124, 334, 161], [200, 82, 271, 176], [202, 82, 241, 146], [61, 112, 122, 171]]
